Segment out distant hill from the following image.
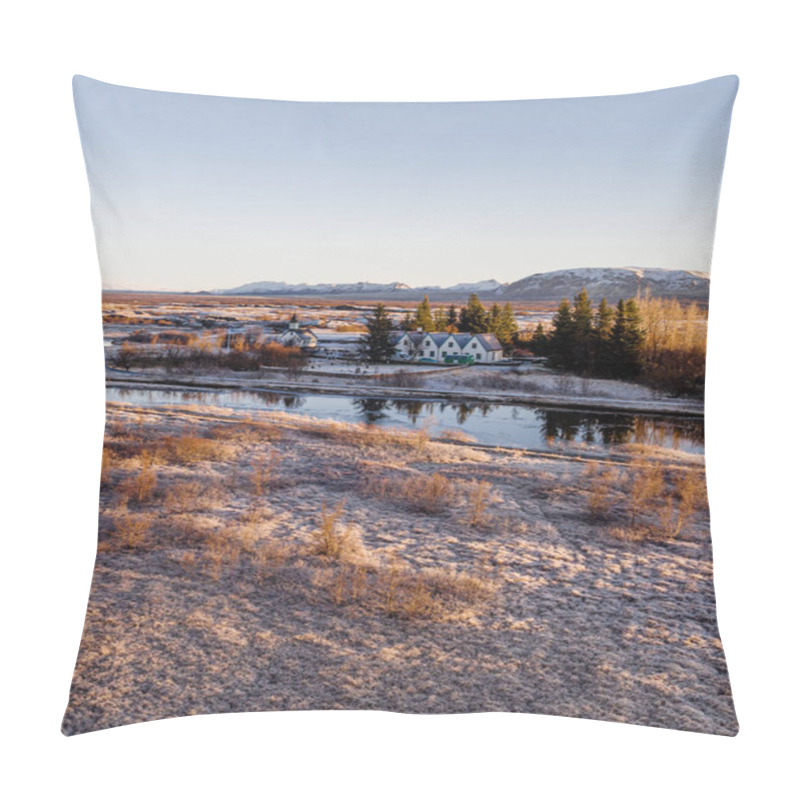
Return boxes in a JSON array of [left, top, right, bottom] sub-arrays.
[[501, 267, 710, 302], [218, 268, 709, 303]]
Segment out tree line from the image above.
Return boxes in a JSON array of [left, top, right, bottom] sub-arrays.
[[400, 294, 519, 348], [529, 288, 707, 395], [360, 293, 520, 362]]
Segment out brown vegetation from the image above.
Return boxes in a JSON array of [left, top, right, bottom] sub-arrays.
[[637, 296, 708, 395], [364, 471, 455, 514]]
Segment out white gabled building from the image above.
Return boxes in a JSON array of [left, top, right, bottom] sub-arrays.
[[393, 330, 503, 363], [276, 314, 318, 349], [461, 333, 504, 362]]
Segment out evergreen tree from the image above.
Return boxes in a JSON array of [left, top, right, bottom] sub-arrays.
[[459, 293, 489, 333], [611, 298, 644, 378], [530, 322, 549, 356], [433, 306, 449, 331], [492, 302, 519, 351], [571, 287, 594, 373], [414, 295, 434, 331], [446, 304, 459, 329], [399, 310, 415, 331], [592, 297, 615, 376], [547, 299, 576, 370], [488, 303, 502, 333], [360, 303, 395, 362]]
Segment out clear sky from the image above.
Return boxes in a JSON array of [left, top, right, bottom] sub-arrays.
[[74, 75, 738, 292]]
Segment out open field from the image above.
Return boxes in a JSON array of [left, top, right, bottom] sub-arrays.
[[63, 402, 735, 735]]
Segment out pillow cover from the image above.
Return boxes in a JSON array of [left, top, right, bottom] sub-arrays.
[[64, 75, 738, 736]]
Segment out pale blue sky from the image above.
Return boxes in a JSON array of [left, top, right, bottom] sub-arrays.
[[73, 75, 737, 292]]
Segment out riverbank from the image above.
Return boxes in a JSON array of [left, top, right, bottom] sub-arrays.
[[107, 365, 704, 417]]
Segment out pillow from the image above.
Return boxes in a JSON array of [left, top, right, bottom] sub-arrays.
[[64, 75, 738, 735]]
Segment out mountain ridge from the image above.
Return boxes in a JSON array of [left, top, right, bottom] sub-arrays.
[[218, 267, 709, 302]]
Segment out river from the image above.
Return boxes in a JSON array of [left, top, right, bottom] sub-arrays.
[[106, 385, 704, 454]]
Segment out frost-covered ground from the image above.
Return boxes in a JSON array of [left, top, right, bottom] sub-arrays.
[[63, 403, 734, 735], [108, 361, 703, 417]]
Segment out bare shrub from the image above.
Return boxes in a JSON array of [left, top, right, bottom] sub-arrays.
[[157, 435, 232, 464], [113, 512, 153, 549], [119, 465, 158, 504], [209, 421, 282, 444], [100, 448, 113, 487], [465, 480, 492, 527], [377, 562, 496, 620], [165, 480, 227, 513], [628, 459, 664, 527], [251, 451, 282, 495], [254, 539, 290, 581], [608, 526, 649, 543], [438, 428, 478, 444], [204, 531, 242, 580], [658, 469, 707, 539], [584, 463, 619, 520], [365, 471, 454, 514], [377, 370, 426, 388], [312, 501, 367, 562]]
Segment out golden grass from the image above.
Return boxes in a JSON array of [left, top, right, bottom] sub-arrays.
[[583, 463, 619, 520], [308, 419, 430, 454], [251, 451, 282, 495], [311, 500, 368, 562], [164, 480, 228, 513], [465, 480, 492, 528], [605, 461, 707, 543], [364, 471, 455, 514], [156, 435, 233, 464], [112, 512, 153, 549]]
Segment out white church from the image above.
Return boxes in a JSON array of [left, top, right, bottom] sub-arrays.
[[275, 314, 318, 350], [393, 331, 504, 363]]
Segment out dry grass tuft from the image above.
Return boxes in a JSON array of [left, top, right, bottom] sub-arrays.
[[203, 530, 243, 580], [164, 480, 227, 513], [607, 461, 708, 543], [308, 420, 430, 454], [584, 463, 619, 520], [311, 501, 369, 563], [251, 451, 282, 495], [464, 480, 493, 528], [112, 512, 153, 549], [156, 435, 233, 464], [118, 465, 158, 505], [365, 471, 455, 514]]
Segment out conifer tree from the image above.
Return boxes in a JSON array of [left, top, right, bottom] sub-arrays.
[[492, 302, 519, 351], [611, 298, 644, 378], [459, 293, 489, 333], [446, 304, 459, 329], [488, 302, 502, 333], [547, 299, 576, 370], [571, 287, 594, 372], [530, 322, 549, 356], [360, 303, 395, 362], [414, 295, 434, 331], [592, 296, 615, 375], [433, 306, 449, 331]]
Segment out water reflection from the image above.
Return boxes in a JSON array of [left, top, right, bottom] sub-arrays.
[[106, 385, 704, 454]]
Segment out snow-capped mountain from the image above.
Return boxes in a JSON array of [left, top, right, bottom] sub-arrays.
[[220, 280, 412, 295], [501, 267, 710, 302], [218, 268, 709, 302]]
